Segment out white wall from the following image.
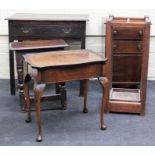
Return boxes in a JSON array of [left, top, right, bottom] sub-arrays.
[[0, 9, 155, 79]]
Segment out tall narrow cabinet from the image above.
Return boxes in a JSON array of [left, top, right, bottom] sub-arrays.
[[105, 16, 151, 115]]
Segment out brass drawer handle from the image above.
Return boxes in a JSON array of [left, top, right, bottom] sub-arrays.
[[21, 27, 31, 34], [62, 28, 72, 34]]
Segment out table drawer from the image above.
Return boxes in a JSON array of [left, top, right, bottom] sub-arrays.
[[113, 40, 143, 53], [10, 21, 83, 39], [112, 27, 144, 40]]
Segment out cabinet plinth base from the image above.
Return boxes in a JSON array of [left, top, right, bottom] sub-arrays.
[[109, 88, 143, 114]]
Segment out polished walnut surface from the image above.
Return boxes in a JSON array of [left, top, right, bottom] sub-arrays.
[[24, 50, 106, 68], [10, 39, 68, 50], [6, 13, 89, 21]]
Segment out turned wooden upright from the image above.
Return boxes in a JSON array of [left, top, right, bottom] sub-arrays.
[[23, 49, 109, 142]]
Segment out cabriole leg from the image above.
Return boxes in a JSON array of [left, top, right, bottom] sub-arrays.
[[34, 82, 46, 142], [98, 77, 109, 130]]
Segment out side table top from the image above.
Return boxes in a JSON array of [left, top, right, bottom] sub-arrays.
[[10, 39, 68, 50], [24, 50, 106, 68]]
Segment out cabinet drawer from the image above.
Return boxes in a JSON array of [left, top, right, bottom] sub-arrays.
[[113, 41, 143, 53], [112, 27, 143, 40], [10, 21, 83, 39]]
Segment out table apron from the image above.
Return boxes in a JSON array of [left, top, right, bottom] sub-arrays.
[[31, 63, 104, 83]]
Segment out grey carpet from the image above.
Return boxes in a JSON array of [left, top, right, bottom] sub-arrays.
[[0, 79, 155, 146]]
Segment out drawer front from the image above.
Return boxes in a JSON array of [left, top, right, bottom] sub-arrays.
[[112, 55, 142, 82], [9, 21, 84, 39], [112, 27, 144, 40], [113, 40, 143, 53]]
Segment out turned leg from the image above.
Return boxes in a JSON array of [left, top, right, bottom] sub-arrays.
[[83, 79, 89, 113], [24, 74, 32, 123], [34, 83, 46, 142], [98, 77, 109, 130], [55, 82, 65, 94], [16, 53, 25, 111], [60, 83, 67, 110], [55, 83, 60, 94], [9, 50, 16, 95]]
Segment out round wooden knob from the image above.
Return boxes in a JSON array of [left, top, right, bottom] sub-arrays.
[[113, 44, 117, 50], [113, 30, 118, 35], [137, 44, 142, 50], [138, 30, 143, 36]]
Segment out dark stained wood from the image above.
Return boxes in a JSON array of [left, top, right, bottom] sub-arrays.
[[6, 13, 88, 95], [83, 79, 89, 113], [9, 21, 84, 39], [23, 49, 108, 142], [105, 15, 151, 115]]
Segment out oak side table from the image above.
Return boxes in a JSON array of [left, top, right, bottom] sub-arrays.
[[23, 49, 109, 142]]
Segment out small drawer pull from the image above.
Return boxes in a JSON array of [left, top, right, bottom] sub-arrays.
[[137, 44, 142, 50], [62, 28, 72, 34], [21, 27, 31, 34], [113, 30, 118, 35], [113, 44, 117, 50], [138, 30, 143, 36]]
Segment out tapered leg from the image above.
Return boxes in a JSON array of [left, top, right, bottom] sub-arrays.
[[34, 83, 46, 142], [24, 74, 32, 123], [99, 77, 109, 130], [83, 79, 89, 113], [79, 80, 84, 96]]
